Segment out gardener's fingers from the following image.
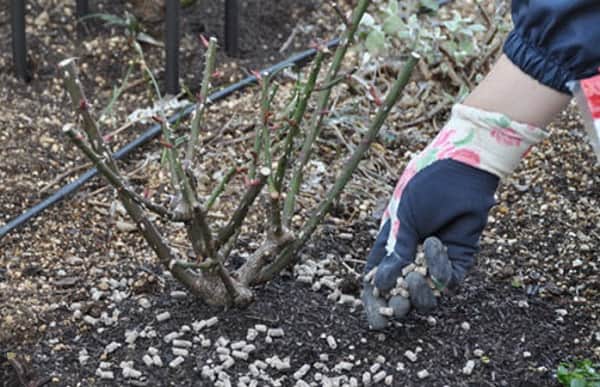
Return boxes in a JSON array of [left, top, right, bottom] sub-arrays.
[[423, 236, 456, 291], [361, 282, 389, 330], [425, 214, 484, 290], [373, 215, 419, 291], [364, 219, 392, 274]]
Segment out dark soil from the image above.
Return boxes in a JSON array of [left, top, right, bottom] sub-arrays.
[[1, 1, 598, 386], [0, 229, 594, 386]]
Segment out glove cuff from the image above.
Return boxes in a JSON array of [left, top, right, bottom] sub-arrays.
[[425, 104, 548, 179]]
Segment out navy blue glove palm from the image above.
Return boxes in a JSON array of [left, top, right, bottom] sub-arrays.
[[366, 159, 498, 293]]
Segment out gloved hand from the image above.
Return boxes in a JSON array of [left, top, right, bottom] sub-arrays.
[[362, 104, 547, 330]]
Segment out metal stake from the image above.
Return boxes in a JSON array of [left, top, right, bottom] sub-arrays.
[[225, 0, 240, 56], [10, 0, 30, 81], [76, 0, 89, 18], [165, 0, 181, 94]]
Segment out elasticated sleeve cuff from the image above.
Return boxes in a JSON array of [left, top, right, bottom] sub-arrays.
[[503, 0, 600, 94], [503, 30, 573, 94]]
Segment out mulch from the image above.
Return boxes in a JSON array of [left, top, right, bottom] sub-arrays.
[[0, 1, 598, 386]]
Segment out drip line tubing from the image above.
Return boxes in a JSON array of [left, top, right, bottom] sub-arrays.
[[0, 38, 340, 240]]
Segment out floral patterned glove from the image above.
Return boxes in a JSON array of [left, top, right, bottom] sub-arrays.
[[362, 104, 547, 330]]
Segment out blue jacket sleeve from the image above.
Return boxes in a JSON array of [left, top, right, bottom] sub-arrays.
[[504, 0, 600, 94]]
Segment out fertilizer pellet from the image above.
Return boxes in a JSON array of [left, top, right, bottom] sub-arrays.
[[267, 328, 285, 337], [293, 364, 311, 380], [362, 371, 372, 386], [338, 294, 356, 305], [334, 361, 353, 372], [172, 347, 189, 357], [152, 355, 163, 367], [232, 350, 248, 360], [142, 354, 153, 367], [172, 339, 192, 348], [384, 375, 393, 385], [222, 356, 235, 369], [414, 266, 427, 276], [246, 328, 258, 341], [169, 356, 184, 368], [326, 335, 337, 350], [373, 370, 387, 383], [124, 330, 139, 345], [192, 320, 206, 332], [83, 315, 98, 325], [104, 342, 121, 354], [297, 275, 313, 284], [156, 311, 171, 322], [396, 277, 407, 288], [327, 290, 341, 301], [404, 350, 418, 362], [463, 360, 476, 375], [417, 369, 429, 379], [163, 331, 181, 343], [216, 337, 230, 347], [402, 264, 416, 276], [243, 344, 256, 353], [205, 316, 219, 327], [254, 324, 268, 333], [254, 360, 268, 369], [249, 364, 260, 377], [369, 363, 381, 373], [121, 366, 142, 379], [231, 341, 246, 350], [96, 369, 114, 380]]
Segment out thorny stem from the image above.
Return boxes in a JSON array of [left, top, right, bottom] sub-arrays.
[[58, 58, 117, 172], [283, 0, 370, 224], [186, 37, 217, 165], [215, 171, 268, 251], [171, 259, 218, 271], [236, 233, 294, 286], [206, 166, 238, 211], [63, 126, 203, 295], [275, 51, 324, 204], [132, 42, 195, 213], [60, 56, 252, 306], [257, 55, 418, 283], [313, 69, 357, 92], [258, 74, 284, 237], [192, 205, 216, 259], [62, 125, 185, 221], [133, 42, 216, 273]]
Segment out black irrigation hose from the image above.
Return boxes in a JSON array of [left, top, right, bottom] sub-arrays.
[[0, 38, 340, 240], [1, 0, 456, 241]]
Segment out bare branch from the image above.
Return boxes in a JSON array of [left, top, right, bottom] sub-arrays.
[[186, 37, 218, 165], [257, 55, 419, 283], [274, 50, 324, 209], [58, 58, 117, 171], [206, 165, 238, 211], [237, 232, 295, 286], [215, 171, 268, 251], [283, 0, 370, 224]]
